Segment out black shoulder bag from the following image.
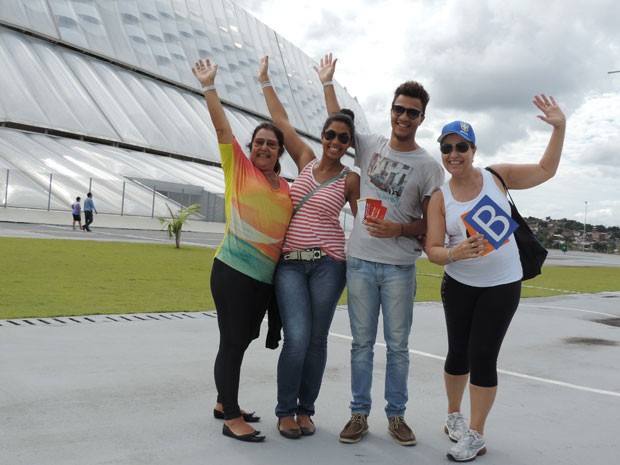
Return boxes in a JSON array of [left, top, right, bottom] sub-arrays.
[[485, 167, 548, 281]]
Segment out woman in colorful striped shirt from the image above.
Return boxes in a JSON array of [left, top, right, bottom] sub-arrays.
[[257, 56, 360, 439], [192, 58, 293, 443]]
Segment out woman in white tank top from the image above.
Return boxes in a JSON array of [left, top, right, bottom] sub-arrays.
[[425, 95, 566, 462]]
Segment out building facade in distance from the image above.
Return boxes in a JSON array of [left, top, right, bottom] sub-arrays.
[[0, 0, 367, 221]]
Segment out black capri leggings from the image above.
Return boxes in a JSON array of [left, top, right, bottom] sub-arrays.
[[441, 273, 521, 387], [211, 258, 273, 420]]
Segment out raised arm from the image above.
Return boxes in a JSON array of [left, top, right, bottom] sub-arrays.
[[314, 53, 341, 115], [489, 94, 566, 190], [257, 56, 315, 172], [191, 58, 232, 144]]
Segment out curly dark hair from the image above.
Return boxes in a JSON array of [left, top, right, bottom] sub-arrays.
[[392, 81, 430, 113]]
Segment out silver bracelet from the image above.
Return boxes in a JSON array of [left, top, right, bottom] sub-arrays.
[[322, 80, 334, 87], [261, 81, 272, 89], [201, 84, 216, 93], [447, 248, 455, 263]]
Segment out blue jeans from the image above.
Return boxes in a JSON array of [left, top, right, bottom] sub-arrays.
[[346, 256, 416, 418], [274, 256, 346, 417]]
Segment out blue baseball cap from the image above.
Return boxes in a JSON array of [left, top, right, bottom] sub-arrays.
[[437, 121, 476, 145]]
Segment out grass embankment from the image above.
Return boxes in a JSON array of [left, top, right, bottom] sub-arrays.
[[1, 237, 619, 319]]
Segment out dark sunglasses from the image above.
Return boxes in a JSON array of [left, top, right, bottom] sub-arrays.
[[440, 142, 471, 154], [391, 104, 423, 119], [324, 130, 351, 144]]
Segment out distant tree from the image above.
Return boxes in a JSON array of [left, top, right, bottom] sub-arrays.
[[560, 219, 585, 231], [158, 203, 201, 249]]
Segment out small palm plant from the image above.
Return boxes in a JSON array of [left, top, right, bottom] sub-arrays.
[[158, 203, 201, 248]]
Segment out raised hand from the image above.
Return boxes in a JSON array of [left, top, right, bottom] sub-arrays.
[[257, 55, 269, 84], [313, 52, 337, 84], [532, 94, 566, 129], [192, 58, 217, 87]]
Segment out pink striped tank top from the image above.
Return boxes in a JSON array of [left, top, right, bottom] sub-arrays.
[[283, 159, 349, 261]]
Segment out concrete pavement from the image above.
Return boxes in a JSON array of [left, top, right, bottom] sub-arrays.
[[0, 207, 225, 234], [1, 294, 619, 465]]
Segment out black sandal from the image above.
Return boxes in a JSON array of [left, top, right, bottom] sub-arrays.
[[213, 409, 261, 423]]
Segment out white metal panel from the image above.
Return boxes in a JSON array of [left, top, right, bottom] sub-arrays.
[[96, 0, 141, 68], [71, 0, 113, 57], [63, 53, 150, 147], [0, 30, 51, 126], [47, 0, 89, 49], [0, 0, 58, 38]]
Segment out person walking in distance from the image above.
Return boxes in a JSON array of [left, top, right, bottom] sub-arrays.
[[83, 192, 97, 232], [71, 196, 82, 231]]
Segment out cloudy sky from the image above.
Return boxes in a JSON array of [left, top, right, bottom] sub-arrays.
[[233, 0, 620, 227]]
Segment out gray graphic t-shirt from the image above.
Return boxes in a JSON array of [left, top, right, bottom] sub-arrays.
[[348, 133, 445, 265]]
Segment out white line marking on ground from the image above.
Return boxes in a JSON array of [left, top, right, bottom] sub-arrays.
[[519, 304, 616, 318], [327, 331, 620, 398]]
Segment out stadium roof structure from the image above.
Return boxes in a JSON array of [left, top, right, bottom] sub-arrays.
[[0, 0, 368, 219]]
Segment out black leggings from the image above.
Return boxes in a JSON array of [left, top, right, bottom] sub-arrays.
[[441, 273, 521, 387], [211, 258, 273, 420]]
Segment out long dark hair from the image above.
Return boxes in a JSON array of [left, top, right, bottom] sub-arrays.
[[247, 122, 285, 175]]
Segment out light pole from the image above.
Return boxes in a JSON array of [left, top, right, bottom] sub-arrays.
[[582, 201, 588, 251]]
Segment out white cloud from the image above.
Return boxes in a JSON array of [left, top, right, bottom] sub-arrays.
[[233, 0, 620, 226]]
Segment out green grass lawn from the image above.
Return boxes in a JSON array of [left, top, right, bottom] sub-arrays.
[[1, 237, 619, 319], [1, 238, 215, 319]]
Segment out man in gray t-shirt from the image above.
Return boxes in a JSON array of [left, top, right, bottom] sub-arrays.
[[317, 53, 444, 446]]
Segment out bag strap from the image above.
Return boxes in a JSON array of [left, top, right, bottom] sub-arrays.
[[293, 168, 350, 216], [485, 167, 517, 205]]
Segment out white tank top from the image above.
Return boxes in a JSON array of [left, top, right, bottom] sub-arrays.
[[441, 168, 522, 287]]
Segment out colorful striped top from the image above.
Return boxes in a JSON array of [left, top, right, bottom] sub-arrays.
[[283, 159, 349, 261], [215, 139, 293, 284]]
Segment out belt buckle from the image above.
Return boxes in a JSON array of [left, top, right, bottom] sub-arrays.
[[284, 248, 323, 261], [300, 248, 322, 261]]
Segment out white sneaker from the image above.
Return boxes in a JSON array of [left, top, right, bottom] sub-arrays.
[[444, 412, 468, 442], [447, 428, 486, 462]]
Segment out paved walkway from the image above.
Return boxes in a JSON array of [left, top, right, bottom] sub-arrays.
[[0, 206, 225, 234], [2, 294, 619, 465]]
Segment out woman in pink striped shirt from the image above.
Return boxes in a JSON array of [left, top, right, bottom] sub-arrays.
[[258, 56, 360, 439]]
